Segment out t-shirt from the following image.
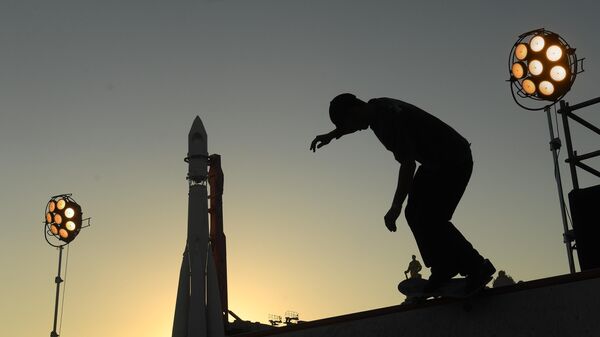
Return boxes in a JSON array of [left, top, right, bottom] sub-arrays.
[[367, 97, 471, 169]]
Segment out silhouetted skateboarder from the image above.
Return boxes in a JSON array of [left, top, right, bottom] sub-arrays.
[[310, 93, 495, 293]]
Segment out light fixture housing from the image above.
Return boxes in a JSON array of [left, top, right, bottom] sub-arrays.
[[44, 194, 83, 244], [508, 28, 582, 110]]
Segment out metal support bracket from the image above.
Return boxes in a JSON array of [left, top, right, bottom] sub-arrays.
[[563, 230, 576, 244], [550, 138, 562, 151]]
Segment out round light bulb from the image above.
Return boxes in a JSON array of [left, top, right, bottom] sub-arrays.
[[66, 221, 76, 231], [57, 199, 66, 210], [550, 65, 567, 81], [46, 213, 53, 223], [65, 208, 75, 218], [530, 35, 545, 52], [546, 45, 563, 61], [54, 214, 63, 224], [49, 201, 56, 212], [59, 229, 69, 239], [528, 60, 543, 76], [50, 225, 59, 235], [539, 81, 555, 96], [522, 79, 536, 95], [511, 63, 525, 79], [515, 44, 528, 60]]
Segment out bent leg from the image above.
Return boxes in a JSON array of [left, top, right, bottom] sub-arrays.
[[404, 164, 484, 275]]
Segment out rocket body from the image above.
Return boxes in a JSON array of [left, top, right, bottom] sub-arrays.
[[173, 116, 209, 337], [187, 117, 209, 337]]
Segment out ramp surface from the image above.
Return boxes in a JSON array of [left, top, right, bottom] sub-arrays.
[[234, 270, 600, 337]]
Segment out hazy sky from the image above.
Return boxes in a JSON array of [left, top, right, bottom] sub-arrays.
[[2, 1, 600, 336]]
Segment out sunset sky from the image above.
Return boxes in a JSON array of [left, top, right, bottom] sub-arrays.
[[2, 1, 600, 336]]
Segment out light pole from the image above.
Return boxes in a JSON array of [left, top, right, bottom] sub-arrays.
[[508, 28, 584, 273], [43, 194, 87, 337]]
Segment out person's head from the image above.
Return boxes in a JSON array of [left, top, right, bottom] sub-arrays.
[[329, 93, 369, 132], [412, 255, 416, 260], [498, 270, 506, 276]]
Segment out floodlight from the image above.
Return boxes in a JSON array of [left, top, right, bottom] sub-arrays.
[[511, 62, 526, 79], [507, 28, 598, 275], [59, 229, 69, 239], [65, 208, 75, 218], [539, 81, 554, 96], [508, 28, 582, 110], [515, 44, 528, 60], [550, 66, 567, 81], [43, 193, 89, 337], [530, 35, 545, 52], [44, 194, 83, 244], [528, 60, 543, 76], [523, 79, 536, 94], [57, 199, 66, 210], [546, 45, 563, 61], [66, 221, 76, 231]]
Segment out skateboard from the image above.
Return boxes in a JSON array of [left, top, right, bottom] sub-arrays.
[[398, 278, 484, 306]]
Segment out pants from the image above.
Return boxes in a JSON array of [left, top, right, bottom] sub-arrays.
[[404, 156, 483, 275]]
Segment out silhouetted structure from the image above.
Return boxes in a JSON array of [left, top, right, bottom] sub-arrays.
[[245, 271, 600, 337], [404, 255, 423, 279], [269, 314, 282, 327], [208, 154, 228, 324], [493, 270, 516, 288], [557, 98, 600, 271], [311, 94, 495, 293], [172, 117, 225, 337], [284, 311, 300, 326], [508, 29, 600, 273], [43, 194, 89, 337], [227, 310, 273, 334]]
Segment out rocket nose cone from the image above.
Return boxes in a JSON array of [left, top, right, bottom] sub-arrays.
[[189, 116, 207, 140], [189, 116, 208, 154], [190, 116, 206, 135]]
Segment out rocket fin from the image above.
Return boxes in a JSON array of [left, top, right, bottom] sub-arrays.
[[187, 243, 207, 337], [172, 250, 190, 337], [207, 245, 225, 337]]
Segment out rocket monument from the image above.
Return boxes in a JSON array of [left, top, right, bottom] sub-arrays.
[[172, 116, 226, 337]]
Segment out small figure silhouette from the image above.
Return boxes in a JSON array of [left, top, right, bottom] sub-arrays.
[[405, 255, 423, 279], [310, 93, 495, 293], [493, 270, 516, 288]]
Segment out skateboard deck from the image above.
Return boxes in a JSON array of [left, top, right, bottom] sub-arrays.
[[398, 278, 479, 301]]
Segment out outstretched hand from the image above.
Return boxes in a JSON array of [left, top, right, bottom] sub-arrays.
[[310, 134, 333, 152], [384, 205, 401, 232]]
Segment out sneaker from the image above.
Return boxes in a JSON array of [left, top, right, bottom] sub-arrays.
[[465, 259, 496, 294], [424, 267, 459, 293]]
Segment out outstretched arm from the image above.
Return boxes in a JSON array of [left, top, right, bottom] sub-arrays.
[[309, 128, 347, 152], [384, 160, 416, 232]]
